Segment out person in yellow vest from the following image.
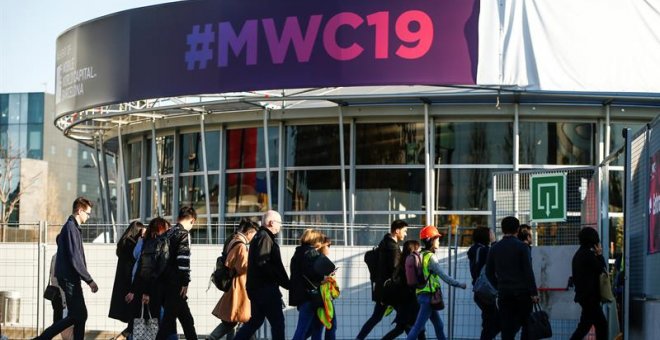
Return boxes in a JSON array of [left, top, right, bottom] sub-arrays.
[[405, 226, 466, 340]]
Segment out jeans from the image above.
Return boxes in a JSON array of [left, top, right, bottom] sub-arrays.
[[498, 294, 532, 340], [475, 294, 501, 340], [293, 301, 323, 340], [234, 285, 285, 340], [356, 302, 387, 339], [406, 293, 446, 340], [37, 279, 87, 340], [157, 285, 197, 340], [569, 301, 607, 340]]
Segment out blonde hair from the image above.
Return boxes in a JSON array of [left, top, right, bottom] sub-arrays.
[[300, 228, 325, 246]]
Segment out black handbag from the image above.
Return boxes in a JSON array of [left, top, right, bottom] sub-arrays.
[[303, 275, 324, 308], [528, 303, 552, 339], [43, 285, 60, 301]]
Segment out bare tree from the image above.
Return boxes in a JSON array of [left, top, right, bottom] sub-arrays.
[[0, 143, 41, 240]]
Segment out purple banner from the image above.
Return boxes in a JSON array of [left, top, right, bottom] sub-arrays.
[[55, 0, 479, 115]]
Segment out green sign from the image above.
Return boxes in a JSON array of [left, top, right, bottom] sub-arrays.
[[531, 173, 566, 222]]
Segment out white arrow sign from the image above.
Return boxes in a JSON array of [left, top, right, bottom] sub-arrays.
[[538, 183, 559, 216]]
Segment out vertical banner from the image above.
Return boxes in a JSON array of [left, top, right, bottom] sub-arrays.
[[650, 150, 660, 254]]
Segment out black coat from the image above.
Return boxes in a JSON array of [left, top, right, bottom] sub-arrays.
[[246, 227, 291, 294], [373, 234, 401, 302], [572, 245, 606, 304], [289, 245, 336, 307], [108, 227, 141, 322]]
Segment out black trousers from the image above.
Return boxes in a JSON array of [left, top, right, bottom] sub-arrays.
[[234, 285, 286, 340], [570, 301, 607, 340], [497, 294, 532, 340], [475, 295, 501, 340], [157, 285, 197, 340], [38, 279, 87, 340]]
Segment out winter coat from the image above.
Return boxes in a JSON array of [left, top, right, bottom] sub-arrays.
[[467, 243, 489, 285], [55, 216, 93, 283], [289, 245, 336, 307], [572, 245, 606, 304], [108, 225, 142, 322], [162, 224, 192, 288], [212, 233, 251, 323], [373, 234, 401, 302], [246, 227, 290, 294]]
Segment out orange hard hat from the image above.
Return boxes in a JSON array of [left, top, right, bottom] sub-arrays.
[[420, 225, 441, 240]]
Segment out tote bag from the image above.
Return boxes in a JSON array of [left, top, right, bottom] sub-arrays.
[[133, 303, 159, 340]]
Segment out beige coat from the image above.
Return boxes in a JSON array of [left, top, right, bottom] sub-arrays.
[[212, 233, 251, 322]]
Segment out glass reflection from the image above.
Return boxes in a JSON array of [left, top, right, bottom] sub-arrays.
[[520, 122, 595, 165], [147, 178, 173, 217], [609, 170, 623, 213], [435, 122, 512, 164], [147, 136, 174, 175], [435, 168, 495, 211], [127, 142, 142, 180], [285, 170, 343, 211], [353, 214, 423, 245], [129, 182, 141, 219], [180, 133, 202, 173], [179, 175, 219, 217], [355, 169, 425, 210], [610, 123, 644, 166], [285, 125, 348, 166], [356, 123, 425, 165], [225, 172, 278, 213], [432, 215, 489, 246], [205, 131, 220, 171], [226, 127, 279, 169]]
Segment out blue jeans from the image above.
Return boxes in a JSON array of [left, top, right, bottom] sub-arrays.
[[234, 285, 285, 340], [406, 293, 446, 340], [293, 301, 323, 340]]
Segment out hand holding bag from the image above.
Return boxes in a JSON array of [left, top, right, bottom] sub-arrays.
[[527, 302, 552, 339], [133, 303, 159, 340]]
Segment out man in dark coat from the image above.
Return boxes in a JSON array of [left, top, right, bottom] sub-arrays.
[[569, 227, 608, 340], [36, 197, 98, 340], [356, 220, 408, 340], [234, 210, 291, 340]]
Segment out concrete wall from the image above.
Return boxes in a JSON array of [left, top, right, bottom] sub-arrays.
[[0, 244, 585, 339]]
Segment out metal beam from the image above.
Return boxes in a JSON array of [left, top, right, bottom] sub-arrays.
[[199, 114, 212, 244]]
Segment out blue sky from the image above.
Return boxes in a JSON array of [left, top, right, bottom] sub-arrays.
[[0, 0, 179, 93]]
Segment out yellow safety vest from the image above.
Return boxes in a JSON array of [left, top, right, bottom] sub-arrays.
[[416, 250, 441, 295]]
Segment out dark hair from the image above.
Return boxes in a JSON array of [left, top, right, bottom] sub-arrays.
[[147, 217, 171, 239], [501, 216, 520, 234], [402, 240, 420, 259], [578, 227, 600, 247], [520, 224, 531, 231], [473, 226, 491, 246], [390, 219, 408, 233], [239, 219, 260, 234], [422, 238, 434, 250], [518, 228, 531, 243], [177, 206, 197, 221], [72, 197, 93, 214], [117, 221, 145, 251]]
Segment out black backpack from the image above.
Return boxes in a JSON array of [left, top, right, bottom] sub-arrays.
[[139, 232, 171, 282], [211, 240, 245, 291], [364, 245, 380, 282]]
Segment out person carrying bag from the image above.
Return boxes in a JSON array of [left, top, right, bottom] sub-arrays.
[[132, 303, 158, 340]]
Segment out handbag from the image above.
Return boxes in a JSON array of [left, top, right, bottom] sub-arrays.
[[43, 285, 60, 301], [430, 287, 445, 311], [303, 274, 324, 308], [133, 303, 159, 340], [600, 272, 615, 303], [527, 303, 552, 339]]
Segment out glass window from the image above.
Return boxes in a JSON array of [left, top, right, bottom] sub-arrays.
[[356, 123, 425, 165], [355, 169, 425, 211], [0, 94, 8, 125], [432, 214, 490, 246], [353, 214, 423, 245], [7, 93, 26, 124], [435, 122, 513, 164], [179, 175, 219, 217], [284, 170, 344, 211], [225, 172, 278, 213], [281, 215, 346, 245], [147, 136, 174, 175], [129, 182, 141, 219], [205, 131, 220, 171], [609, 170, 623, 213], [520, 122, 595, 165], [226, 127, 279, 169], [27, 93, 44, 124], [285, 125, 349, 166], [180, 133, 202, 173], [435, 168, 496, 211], [610, 122, 644, 166], [127, 142, 142, 180], [27, 124, 42, 159], [148, 177, 173, 217]]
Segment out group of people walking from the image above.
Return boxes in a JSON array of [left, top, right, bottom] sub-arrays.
[[34, 196, 610, 340]]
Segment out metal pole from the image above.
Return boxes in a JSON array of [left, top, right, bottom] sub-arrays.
[[513, 103, 520, 219], [151, 119, 163, 217], [98, 135, 115, 238], [424, 103, 432, 224], [199, 114, 212, 244], [117, 125, 130, 223], [218, 126, 226, 243], [349, 119, 356, 245], [92, 136, 107, 224], [172, 129, 180, 223], [622, 128, 631, 339], [339, 106, 348, 246], [262, 109, 272, 209]]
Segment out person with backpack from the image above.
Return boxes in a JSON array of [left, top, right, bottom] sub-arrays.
[[356, 220, 408, 340], [406, 226, 467, 340], [126, 217, 172, 332], [382, 240, 426, 340], [234, 210, 291, 340], [109, 221, 146, 339], [35, 197, 98, 340], [467, 226, 500, 340], [158, 206, 199, 340], [485, 216, 539, 340], [290, 229, 336, 340], [208, 219, 260, 340]]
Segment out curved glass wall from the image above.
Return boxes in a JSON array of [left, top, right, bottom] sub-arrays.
[[114, 109, 650, 245]]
